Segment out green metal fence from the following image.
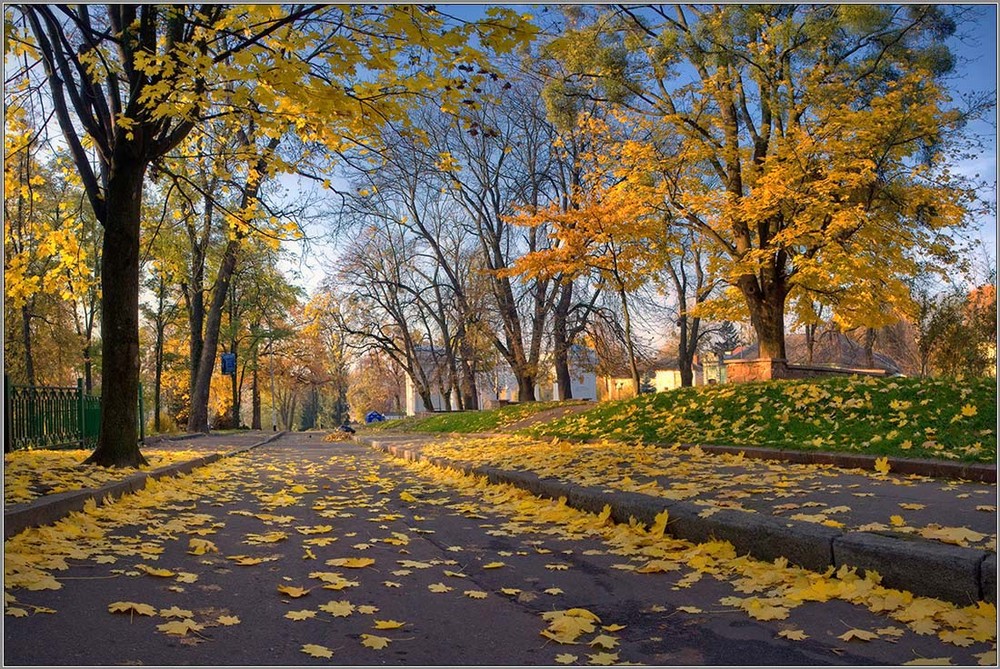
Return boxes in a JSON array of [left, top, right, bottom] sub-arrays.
[[3, 375, 144, 452]]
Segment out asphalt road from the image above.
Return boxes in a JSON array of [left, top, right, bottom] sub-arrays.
[[3, 433, 993, 665]]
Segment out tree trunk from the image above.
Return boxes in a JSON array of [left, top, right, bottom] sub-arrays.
[[20, 305, 35, 386], [805, 323, 817, 364], [738, 276, 788, 360], [864, 328, 876, 368], [618, 287, 641, 395], [516, 372, 536, 402], [85, 159, 147, 467], [553, 282, 573, 400], [188, 240, 240, 432], [154, 328, 163, 433], [252, 361, 262, 429]]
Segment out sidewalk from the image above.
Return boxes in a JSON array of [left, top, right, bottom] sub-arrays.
[[356, 432, 997, 606], [6, 429, 996, 607], [3, 431, 285, 539]]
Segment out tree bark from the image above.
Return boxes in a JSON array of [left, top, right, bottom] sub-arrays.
[[85, 157, 147, 467], [553, 282, 573, 400], [251, 359, 262, 429], [738, 274, 788, 360], [188, 240, 239, 432]]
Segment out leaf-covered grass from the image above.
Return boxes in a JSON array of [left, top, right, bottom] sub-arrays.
[[365, 400, 587, 434], [524, 376, 996, 463], [3, 448, 208, 505]]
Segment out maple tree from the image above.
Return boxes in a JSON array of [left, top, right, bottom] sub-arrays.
[[9, 5, 534, 463], [542, 5, 985, 362]]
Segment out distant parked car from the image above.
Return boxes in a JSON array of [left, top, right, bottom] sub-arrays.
[[365, 411, 386, 424]]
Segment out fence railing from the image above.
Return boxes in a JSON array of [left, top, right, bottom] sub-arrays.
[[3, 376, 144, 452]]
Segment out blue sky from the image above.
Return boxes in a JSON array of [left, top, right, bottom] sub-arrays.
[[287, 5, 998, 293]]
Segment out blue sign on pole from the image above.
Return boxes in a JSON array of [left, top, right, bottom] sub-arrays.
[[221, 352, 236, 376]]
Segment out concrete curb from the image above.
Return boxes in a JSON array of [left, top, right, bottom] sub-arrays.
[[360, 435, 996, 606], [3, 431, 287, 540], [477, 431, 996, 483]]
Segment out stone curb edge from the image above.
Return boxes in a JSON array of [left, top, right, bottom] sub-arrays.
[[475, 431, 997, 484], [359, 435, 996, 606], [3, 431, 287, 540]]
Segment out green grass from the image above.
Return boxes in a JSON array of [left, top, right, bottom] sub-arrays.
[[525, 376, 996, 463], [366, 400, 587, 434]]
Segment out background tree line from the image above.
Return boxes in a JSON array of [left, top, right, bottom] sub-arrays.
[[4, 5, 995, 464]]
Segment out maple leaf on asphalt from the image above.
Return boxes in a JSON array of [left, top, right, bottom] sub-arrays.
[[301, 644, 333, 659], [838, 628, 879, 642], [217, 615, 240, 626], [554, 653, 578, 664], [108, 601, 157, 617], [277, 585, 311, 598], [464, 590, 488, 599], [285, 610, 316, 621], [319, 600, 355, 617], [374, 619, 405, 629], [157, 618, 204, 636], [325, 557, 375, 568], [158, 606, 194, 619], [361, 634, 392, 649], [187, 538, 218, 555], [778, 629, 808, 641], [136, 564, 175, 578], [428, 582, 452, 593]]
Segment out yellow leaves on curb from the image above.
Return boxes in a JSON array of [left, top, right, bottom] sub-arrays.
[[301, 643, 334, 658], [918, 526, 987, 547], [874, 457, 891, 477]]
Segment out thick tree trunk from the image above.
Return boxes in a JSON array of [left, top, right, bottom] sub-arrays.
[[86, 160, 147, 467], [188, 241, 239, 432], [738, 275, 788, 360], [553, 282, 573, 400], [864, 328, 876, 368], [516, 373, 536, 402]]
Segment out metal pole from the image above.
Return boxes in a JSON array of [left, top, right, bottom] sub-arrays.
[[269, 337, 277, 431]]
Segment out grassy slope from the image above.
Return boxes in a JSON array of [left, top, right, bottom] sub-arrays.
[[526, 376, 996, 463], [366, 400, 586, 434]]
